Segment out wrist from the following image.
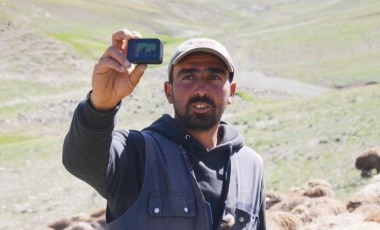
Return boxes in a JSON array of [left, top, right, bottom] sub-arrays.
[[88, 91, 120, 112]]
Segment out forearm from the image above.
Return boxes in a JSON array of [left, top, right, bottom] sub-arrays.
[[62, 93, 119, 197]]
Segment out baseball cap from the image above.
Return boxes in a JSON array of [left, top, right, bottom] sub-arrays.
[[168, 38, 235, 80]]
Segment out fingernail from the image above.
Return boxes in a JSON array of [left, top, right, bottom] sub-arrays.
[[125, 60, 131, 68]]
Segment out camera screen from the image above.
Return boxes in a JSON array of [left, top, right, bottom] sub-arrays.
[[128, 38, 163, 64], [130, 42, 158, 59]]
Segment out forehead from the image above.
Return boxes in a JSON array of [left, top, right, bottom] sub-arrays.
[[174, 52, 228, 70]]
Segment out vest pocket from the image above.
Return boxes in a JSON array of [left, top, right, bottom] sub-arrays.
[[149, 192, 196, 217], [230, 208, 259, 230]]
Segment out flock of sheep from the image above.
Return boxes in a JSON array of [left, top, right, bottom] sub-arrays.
[[266, 176, 380, 229], [46, 147, 380, 230], [267, 145, 380, 229], [46, 208, 106, 230]]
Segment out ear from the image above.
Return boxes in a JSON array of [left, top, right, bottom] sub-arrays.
[[164, 81, 173, 104], [228, 82, 236, 104]]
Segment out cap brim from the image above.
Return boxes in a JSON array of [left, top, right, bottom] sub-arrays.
[[172, 47, 234, 73]]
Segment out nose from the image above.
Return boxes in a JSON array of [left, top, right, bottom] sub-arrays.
[[194, 80, 208, 97]]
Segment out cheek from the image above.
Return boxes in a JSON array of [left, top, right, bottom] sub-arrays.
[[170, 88, 185, 106], [222, 86, 232, 99], [172, 83, 190, 98]]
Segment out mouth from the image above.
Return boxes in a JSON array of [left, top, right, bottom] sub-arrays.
[[186, 96, 215, 114], [195, 103, 207, 109], [191, 102, 210, 112]]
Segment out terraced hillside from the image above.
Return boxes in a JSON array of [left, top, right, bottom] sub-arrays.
[[0, 0, 379, 229]]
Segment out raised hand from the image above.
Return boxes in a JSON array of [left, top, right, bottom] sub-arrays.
[[90, 29, 147, 111]]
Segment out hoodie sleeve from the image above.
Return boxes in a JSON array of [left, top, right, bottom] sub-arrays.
[[62, 93, 119, 198], [62, 93, 146, 220]]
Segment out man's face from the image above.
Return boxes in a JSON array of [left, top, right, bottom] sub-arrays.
[[165, 52, 236, 131]]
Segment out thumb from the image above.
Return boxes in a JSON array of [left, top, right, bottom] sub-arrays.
[[129, 64, 148, 86]]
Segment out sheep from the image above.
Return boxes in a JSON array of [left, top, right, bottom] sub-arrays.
[[266, 190, 286, 210], [365, 209, 380, 223], [300, 212, 380, 230], [314, 197, 346, 216], [350, 204, 380, 224], [294, 197, 346, 223], [299, 185, 335, 198], [69, 213, 93, 222], [289, 204, 314, 223], [62, 222, 97, 230], [269, 179, 335, 213], [47, 218, 72, 230], [270, 195, 310, 212], [346, 180, 380, 212], [354, 204, 380, 215], [355, 146, 380, 178], [306, 178, 332, 188], [220, 213, 235, 229], [347, 176, 380, 211], [267, 211, 303, 230], [290, 179, 335, 198], [90, 208, 106, 218], [47, 209, 106, 230], [89, 209, 106, 229]]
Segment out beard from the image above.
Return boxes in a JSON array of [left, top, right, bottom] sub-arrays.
[[173, 95, 225, 131]]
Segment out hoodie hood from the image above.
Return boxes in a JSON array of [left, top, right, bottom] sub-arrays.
[[142, 114, 244, 153]]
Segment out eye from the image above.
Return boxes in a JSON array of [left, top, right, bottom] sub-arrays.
[[208, 75, 222, 81], [182, 75, 195, 80]]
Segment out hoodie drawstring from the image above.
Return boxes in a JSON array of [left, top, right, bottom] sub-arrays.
[[185, 134, 197, 168], [219, 144, 233, 228]]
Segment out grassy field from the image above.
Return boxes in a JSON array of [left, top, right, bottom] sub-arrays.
[[229, 83, 380, 199], [1, 0, 380, 229]]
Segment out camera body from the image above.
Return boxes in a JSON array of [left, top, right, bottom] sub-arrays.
[[127, 38, 164, 64]]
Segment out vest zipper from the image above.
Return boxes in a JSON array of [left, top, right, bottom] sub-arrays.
[[178, 143, 212, 230]]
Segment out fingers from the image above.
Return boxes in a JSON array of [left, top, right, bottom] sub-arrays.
[[94, 57, 126, 74], [101, 29, 142, 72], [128, 64, 148, 87], [132, 31, 142, 38], [112, 29, 133, 48], [94, 50, 128, 74], [112, 29, 142, 51], [99, 46, 131, 72], [123, 31, 142, 51]]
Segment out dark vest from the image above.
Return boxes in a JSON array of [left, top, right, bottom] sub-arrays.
[[107, 131, 264, 230]]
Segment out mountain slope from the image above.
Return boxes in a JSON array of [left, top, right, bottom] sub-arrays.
[[0, 0, 379, 229]]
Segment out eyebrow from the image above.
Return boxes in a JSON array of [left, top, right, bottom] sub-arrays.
[[177, 67, 226, 76]]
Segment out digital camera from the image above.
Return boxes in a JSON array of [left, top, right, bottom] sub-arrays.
[[127, 38, 164, 64]]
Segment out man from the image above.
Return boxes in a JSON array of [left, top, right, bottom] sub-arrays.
[[63, 29, 266, 230]]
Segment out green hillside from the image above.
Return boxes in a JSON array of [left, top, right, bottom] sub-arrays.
[[0, 0, 379, 228]]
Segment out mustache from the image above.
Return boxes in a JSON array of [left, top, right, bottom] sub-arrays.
[[186, 96, 215, 108]]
